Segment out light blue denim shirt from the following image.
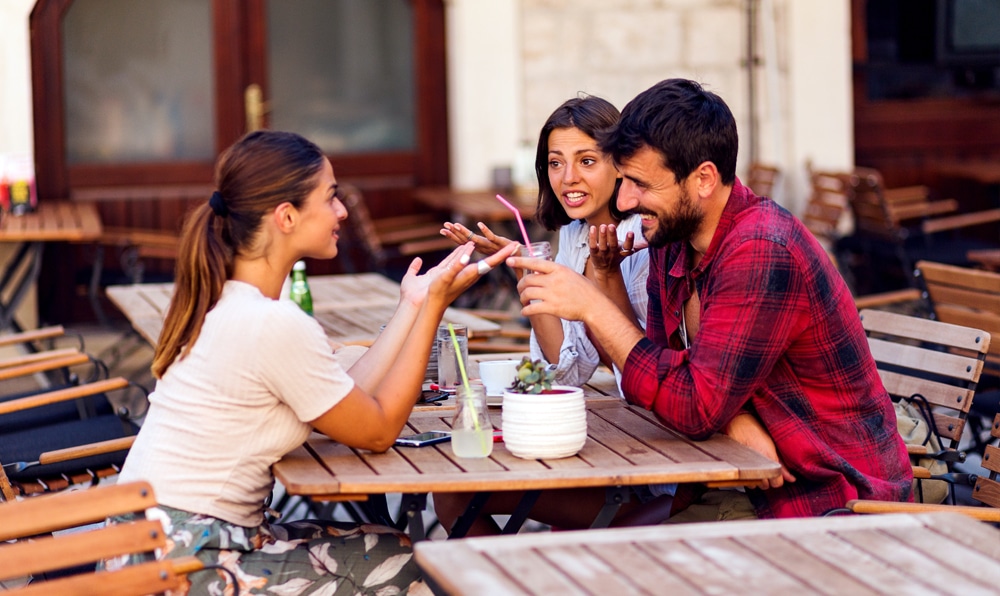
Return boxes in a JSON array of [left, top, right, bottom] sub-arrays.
[[529, 215, 649, 394]]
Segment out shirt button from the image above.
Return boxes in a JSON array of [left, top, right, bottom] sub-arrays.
[[674, 310, 680, 316]]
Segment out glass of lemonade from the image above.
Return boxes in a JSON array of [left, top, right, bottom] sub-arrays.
[[451, 384, 493, 458]]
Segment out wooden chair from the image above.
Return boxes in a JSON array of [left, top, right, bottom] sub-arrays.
[[0, 377, 140, 501], [859, 309, 991, 502], [800, 168, 923, 310], [746, 162, 780, 197], [338, 183, 454, 277], [915, 260, 1000, 451], [845, 413, 1000, 522], [0, 481, 230, 594], [842, 167, 1000, 294]]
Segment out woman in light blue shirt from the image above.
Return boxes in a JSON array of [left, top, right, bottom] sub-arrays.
[[443, 96, 649, 390]]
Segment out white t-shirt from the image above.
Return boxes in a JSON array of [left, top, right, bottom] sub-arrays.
[[119, 280, 354, 526], [529, 215, 649, 391]]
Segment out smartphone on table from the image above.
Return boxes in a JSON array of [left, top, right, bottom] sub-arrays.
[[394, 430, 452, 447]]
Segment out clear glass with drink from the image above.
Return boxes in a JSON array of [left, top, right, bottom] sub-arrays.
[[451, 384, 493, 458], [436, 324, 468, 392], [516, 241, 553, 274]]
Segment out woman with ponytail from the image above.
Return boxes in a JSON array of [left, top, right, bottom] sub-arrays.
[[114, 130, 516, 594]]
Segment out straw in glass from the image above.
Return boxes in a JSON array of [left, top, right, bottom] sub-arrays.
[[448, 323, 486, 451], [495, 194, 534, 257]]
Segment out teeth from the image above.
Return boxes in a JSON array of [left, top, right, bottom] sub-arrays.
[[565, 192, 585, 199]]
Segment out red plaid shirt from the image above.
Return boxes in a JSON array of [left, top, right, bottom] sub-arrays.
[[621, 180, 912, 517]]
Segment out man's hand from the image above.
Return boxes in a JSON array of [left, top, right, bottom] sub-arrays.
[[724, 412, 796, 490]]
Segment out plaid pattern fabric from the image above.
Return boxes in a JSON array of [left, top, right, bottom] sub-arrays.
[[621, 180, 912, 517]]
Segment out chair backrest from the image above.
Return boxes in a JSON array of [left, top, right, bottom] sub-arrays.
[[746, 162, 780, 197], [0, 481, 204, 595], [338, 183, 387, 272], [802, 169, 851, 248], [916, 260, 1000, 364], [975, 414, 1000, 509], [859, 309, 991, 450], [0, 377, 137, 500]]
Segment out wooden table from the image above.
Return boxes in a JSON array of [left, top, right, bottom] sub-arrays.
[[0, 202, 103, 333], [414, 512, 1000, 595], [273, 400, 781, 539], [414, 187, 537, 223], [106, 272, 501, 348]]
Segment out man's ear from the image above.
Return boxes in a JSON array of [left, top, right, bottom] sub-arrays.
[[693, 161, 720, 199], [273, 202, 297, 234]]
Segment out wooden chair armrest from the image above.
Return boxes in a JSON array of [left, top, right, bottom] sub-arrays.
[[922, 208, 1000, 234], [0, 326, 65, 348], [0, 347, 81, 370], [892, 199, 958, 221], [0, 377, 129, 416], [853, 288, 922, 310], [0, 352, 92, 382], [845, 499, 1000, 522], [39, 435, 136, 466], [882, 185, 931, 203]]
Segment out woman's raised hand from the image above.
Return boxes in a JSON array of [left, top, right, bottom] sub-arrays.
[[440, 222, 513, 257], [400, 241, 520, 309]]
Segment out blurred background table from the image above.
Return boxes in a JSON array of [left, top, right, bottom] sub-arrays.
[[0, 202, 103, 333], [106, 272, 501, 348], [413, 187, 537, 223]]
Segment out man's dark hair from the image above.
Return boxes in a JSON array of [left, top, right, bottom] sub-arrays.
[[600, 79, 738, 185]]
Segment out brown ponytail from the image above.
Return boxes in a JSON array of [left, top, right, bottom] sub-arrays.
[[152, 131, 325, 378]]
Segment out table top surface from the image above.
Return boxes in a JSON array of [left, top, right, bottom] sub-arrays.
[[273, 399, 781, 498], [0, 202, 103, 242], [936, 160, 1000, 185], [413, 511, 1000, 595], [414, 187, 537, 221], [106, 272, 501, 347]]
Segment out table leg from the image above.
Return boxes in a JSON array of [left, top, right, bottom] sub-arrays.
[[400, 493, 428, 542], [589, 486, 630, 529], [0, 242, 43, 335], [500, 490, 541, 535], [447, 491, 492, 539]]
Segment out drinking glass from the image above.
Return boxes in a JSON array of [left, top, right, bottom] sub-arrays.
[[436, 324, 468, 392], [451, 384, 493, 458]]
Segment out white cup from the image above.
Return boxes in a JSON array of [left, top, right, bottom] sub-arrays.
[[479, 359, 521, 396]]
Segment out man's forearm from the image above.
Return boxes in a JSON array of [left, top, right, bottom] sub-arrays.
[[581, 299, 645, 370]]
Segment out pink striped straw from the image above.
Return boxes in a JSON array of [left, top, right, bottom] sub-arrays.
[[494, 194, 534, 256]]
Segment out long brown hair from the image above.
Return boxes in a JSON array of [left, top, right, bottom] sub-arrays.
[[534, 96, 624, 231], [152, 130, 326, 378]]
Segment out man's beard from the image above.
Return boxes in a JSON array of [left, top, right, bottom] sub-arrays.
[[642, 187, 703, 248]]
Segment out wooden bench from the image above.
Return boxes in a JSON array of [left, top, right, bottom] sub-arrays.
[[0, 481, 222, 594]]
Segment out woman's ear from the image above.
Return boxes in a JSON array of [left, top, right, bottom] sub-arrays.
[[273, 202, 297, 234]]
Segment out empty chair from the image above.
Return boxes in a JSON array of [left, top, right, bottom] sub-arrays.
[[841, 167, 1000, 294], [746, 162, 780, 197]]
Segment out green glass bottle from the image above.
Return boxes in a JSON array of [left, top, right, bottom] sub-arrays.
[[289, 260, 314, 315]]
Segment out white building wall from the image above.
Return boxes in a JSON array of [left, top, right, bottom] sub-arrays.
[[1, 0, 852, 236]]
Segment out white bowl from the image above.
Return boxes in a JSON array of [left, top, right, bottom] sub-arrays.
[[501, 385, 586, 459]]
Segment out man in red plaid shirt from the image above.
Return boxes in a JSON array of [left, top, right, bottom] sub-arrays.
[[510, 79, 912, 519]]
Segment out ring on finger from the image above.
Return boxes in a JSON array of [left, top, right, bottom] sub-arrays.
[[467, 231, 475, 242], [476, 260, 492, 275]]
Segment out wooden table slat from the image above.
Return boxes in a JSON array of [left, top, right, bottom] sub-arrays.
[[414, 513, 1000, 596]]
